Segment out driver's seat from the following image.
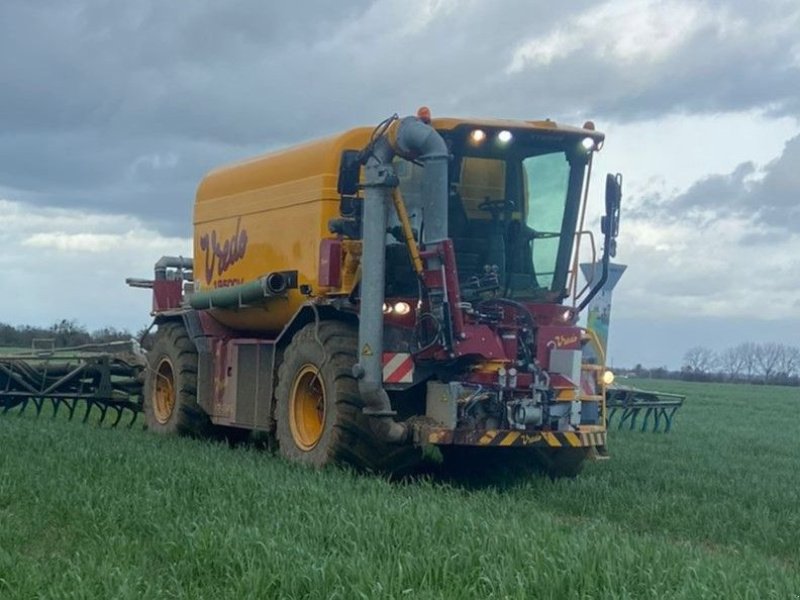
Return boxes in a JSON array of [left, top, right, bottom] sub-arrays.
[[448, 190, 481, 279], [449, 206, 505, 282]]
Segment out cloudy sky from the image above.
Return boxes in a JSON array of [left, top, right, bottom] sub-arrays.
[[1, 0, 798, 367]]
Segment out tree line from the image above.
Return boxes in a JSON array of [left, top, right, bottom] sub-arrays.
[[0, 320, 138, 349], [680, 342, 800, 385]]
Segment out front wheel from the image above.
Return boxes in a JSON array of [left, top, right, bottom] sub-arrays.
[[532, 447, 589, 479], [439, 446, 589, 481], [275, 321, 388, 470]]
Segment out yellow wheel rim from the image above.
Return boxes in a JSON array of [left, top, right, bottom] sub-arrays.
[[289, 364, 326, 451], [153, 358, 176, 425]]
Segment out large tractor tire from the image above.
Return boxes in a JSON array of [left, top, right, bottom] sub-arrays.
[[440, 446, 589, 482], [144, 322, 209, 436], [275, 321, 389, 470], [531, 447, 590, 479]]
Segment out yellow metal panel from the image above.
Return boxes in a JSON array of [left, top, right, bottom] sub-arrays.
[[195, 129, 373, 205], [542, 432, 562, 447], [479, 430, 499, 445], [192, 128, 375, 332], [498, 431, 521, 446], [432, 117, 583, 135], [556, 389, 577, 401]]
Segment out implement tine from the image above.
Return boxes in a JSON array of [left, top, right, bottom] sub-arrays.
[[97, 404, 107, 425], [17, 398, 30, 417], [1, 349, 146, 431], [82, 400, 93, 424], [111, 406, 124, 428], [653, 408, 664, 432], [33, 397, 45, 417]]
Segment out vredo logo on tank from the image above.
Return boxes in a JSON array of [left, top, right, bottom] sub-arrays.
[[199, 217, 248, 288]]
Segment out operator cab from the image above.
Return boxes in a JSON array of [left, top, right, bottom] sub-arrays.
[[392, 123, 597, 302]]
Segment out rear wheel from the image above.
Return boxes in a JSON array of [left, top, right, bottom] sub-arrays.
[[144, 322, 209, 436], [276, 321, 402, 470]]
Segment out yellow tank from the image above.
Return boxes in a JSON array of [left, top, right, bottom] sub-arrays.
[[193, 117, 570, 332], [193, 127, 374, 332]]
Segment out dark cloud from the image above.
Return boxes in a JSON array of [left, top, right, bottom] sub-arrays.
[[0, 0, 797, 232], [481, 1, 800, 121], [638, 134, 800, 234]]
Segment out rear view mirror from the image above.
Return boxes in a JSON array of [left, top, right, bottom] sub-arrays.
[[337, 150, 361, 196], [601, 173, 622, 257]]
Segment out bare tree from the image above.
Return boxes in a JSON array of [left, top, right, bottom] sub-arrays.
[[754, 342, 783, 382], [719, 345, 747, 380], [776, 345, 800, 379], [683, 346, 718, 374], [738, 342, 758, 380]]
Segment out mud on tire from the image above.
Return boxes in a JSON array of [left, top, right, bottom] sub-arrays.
[[276, 321, 403, 471]]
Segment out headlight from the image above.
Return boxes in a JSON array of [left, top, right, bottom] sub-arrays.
[[601, 370, 615, 385], [393, 301, 411, 315], [382, 303, 392, 314], [581, 137, 596, 151], [497, 130, 513, 143]]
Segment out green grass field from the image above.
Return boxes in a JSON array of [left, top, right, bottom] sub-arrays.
[[1, 379, 798, 599]]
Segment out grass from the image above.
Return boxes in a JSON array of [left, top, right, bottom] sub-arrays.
[[0, 379, 798, 599]]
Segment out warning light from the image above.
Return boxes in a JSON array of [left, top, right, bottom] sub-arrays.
[[417, 106, 431, 124], [470, 129, 487, 143]]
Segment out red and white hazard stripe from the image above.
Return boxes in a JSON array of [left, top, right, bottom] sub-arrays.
[[382, 352, 414, 384]]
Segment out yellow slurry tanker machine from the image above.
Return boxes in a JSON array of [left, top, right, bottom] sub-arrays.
[[127, 110, 622, 477]]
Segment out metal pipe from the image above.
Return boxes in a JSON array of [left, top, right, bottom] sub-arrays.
[[356, 157, 407, 443], [125, 277, 154, 289], [154, 256, 193, 280], [189, 273, 286, 310], [393, 116, 450, 243], [265, 272, 287, 295], [354, 115, 448, 444]]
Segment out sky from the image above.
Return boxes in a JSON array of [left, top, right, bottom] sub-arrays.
[[0, 0, 798, 368]]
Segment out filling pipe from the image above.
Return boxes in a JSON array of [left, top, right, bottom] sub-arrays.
[[355, 116, 448, 443], [189, 272, 287, 310]]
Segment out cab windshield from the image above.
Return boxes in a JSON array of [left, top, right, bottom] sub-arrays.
[[394, 128, 590, 301], [445, 131, 588, 300]]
